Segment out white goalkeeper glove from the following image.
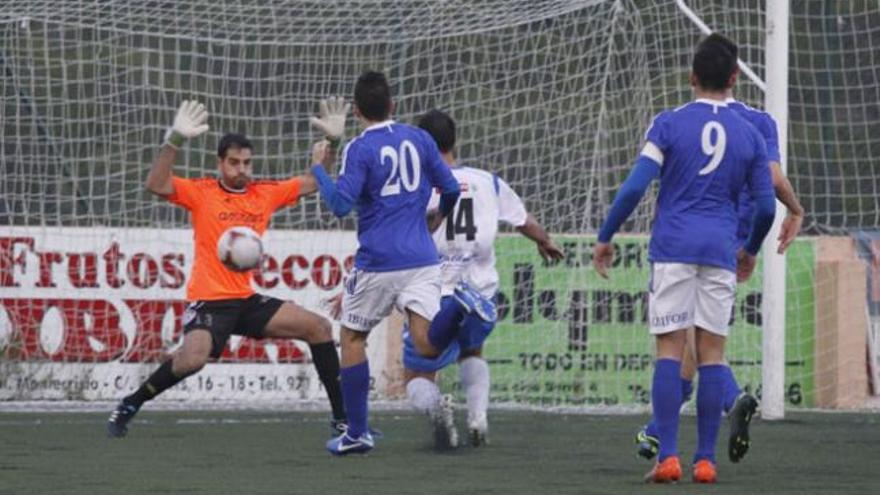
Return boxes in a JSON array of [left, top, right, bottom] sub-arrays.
[[309, 96, 349, 147], [164, 100, 209, 148]]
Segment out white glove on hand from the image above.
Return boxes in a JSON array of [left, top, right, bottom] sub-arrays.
[[165, 100, 209, 148], [309, 97, 350, 142]]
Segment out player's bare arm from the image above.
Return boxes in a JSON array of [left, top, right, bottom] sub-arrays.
[[769, 161, 804, 254], [425, 208, 444, 232], [592, 242, 614, 279], [297, 140, 336, 196], [517, 213, 564, 263], [145, 100, 209, 197], [735, 248, 758, 282]]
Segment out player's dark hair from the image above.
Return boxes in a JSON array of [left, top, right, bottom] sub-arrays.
[[692, 34, 738, 91], [703, 32, 738, 61], [217, 133, 253, 158], [354, 70, 392, 121], [417, 109, 456, 153]]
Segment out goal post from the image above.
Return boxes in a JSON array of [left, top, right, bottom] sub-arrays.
[[761, 0, 790, 420]]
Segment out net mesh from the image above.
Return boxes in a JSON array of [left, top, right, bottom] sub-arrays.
[[0, 0, 877, 408]]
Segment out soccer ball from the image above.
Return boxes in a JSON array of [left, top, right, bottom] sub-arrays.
[[217, 226, 263, 272]]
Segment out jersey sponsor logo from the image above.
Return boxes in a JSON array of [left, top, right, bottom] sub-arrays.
[[440, 253, 474, 263], [217, 211, 265, 223], [345, 312, 380, 329], [651, 311, 690, 327]]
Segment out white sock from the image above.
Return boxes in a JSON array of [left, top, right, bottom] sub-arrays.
[[459, 357, 489, 424], [406, 377, 441, 416]]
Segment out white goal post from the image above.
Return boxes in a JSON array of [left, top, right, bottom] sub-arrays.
[[674, 0, 789, 420]]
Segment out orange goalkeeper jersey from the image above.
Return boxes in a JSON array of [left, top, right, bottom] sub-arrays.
[[168, 176, 301, 301]]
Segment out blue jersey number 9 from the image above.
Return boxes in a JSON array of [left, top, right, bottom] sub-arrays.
[[698, 121, 726, 175], [380, 140, 422, 196]]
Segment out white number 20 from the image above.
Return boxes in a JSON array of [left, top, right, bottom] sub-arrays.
[[380, 140, 421, 196], [698, 121, 727, 175]]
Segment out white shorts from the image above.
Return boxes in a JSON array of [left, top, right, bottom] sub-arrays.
[[341, 265, 442, 332], [648, 262, 736, 337]]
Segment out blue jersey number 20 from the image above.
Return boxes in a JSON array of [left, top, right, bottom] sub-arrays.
[[380, 140, 422, 196]]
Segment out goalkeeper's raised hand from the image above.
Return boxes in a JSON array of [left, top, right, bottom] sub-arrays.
[[164, 100, 209, 148], [309, 97, 350, 145]]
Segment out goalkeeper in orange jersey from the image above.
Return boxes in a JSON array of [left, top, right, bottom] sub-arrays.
[[108, 98, 352, 437]]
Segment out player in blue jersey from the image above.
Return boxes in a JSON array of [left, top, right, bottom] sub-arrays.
[[401, 110, 564, 448], [311, 71, 461, 455], [592, 34, 776, 483], [635, 34, 805, 466]]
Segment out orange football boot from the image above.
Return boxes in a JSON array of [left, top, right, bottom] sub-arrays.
[[643, 455, 682, 483], [692, 459, 717, 483]]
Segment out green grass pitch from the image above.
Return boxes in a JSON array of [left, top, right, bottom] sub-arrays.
[[1, 410, 876, 494]]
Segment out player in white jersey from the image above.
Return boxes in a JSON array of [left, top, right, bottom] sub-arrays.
[[402, 110, 564, 448]]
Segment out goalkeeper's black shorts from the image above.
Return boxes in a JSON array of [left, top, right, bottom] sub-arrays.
[[182, 294, 284, 358]]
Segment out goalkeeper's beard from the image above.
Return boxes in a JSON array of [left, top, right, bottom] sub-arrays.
[[223, 174, 250, 191]]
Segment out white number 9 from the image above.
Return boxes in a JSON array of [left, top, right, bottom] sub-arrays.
[[699, 121, 726, 175]]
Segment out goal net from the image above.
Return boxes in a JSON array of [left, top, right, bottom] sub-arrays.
[[1, 0, 877, 410]]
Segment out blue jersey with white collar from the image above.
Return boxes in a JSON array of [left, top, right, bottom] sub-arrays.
[[337, 121, 459, 272], [727, 99, 781, 245], [643, 99, 774, 271]]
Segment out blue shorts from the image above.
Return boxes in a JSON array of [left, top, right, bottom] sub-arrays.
[[402, 296, 495, 373]]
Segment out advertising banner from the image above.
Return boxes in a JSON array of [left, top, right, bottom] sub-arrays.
[[442, 235, 816, 408], [0, 227, 373, 401]]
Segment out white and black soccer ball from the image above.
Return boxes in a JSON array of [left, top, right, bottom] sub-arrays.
[[217, 226, 263, 272]]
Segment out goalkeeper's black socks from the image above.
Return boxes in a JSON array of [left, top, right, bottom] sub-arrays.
[[123, 360, 184, 408], [309, 341, 346, 421]]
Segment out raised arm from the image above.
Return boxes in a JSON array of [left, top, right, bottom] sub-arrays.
[[145, 145, 179, 196], [304, 97, 350, 200], [312, 140, 365, 218], [146, 101, 209, 197], [297, 140, 337, 197]]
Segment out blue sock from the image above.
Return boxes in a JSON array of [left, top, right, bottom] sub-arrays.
[[681, 377, 694, 403], [652, 358, 682, 462], [695, 364, 725, 464], [645, 376, 692, 439], [645, 418, 658, 439], [340, 361, 370, 438], [721, 365, 742, 413], [427, 297, 465, 351]]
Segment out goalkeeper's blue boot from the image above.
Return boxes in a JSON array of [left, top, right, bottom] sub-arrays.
[[453, 282, 497, 322], [107, 401, 140, 438], [728, 392, 759, 463], [636, 425, 660, 460], [326, 431, 375, 456], [330, 419, 384, 440]]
